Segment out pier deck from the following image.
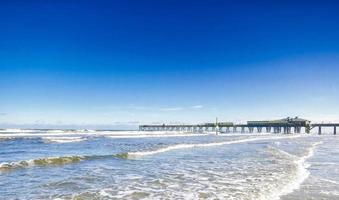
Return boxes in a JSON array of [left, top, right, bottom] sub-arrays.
[[139, 117, 338, 135]]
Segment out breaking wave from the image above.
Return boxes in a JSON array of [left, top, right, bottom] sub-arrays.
[[262, 141, 322, 200], [0, 129, 37, 133], [127, 135, 303, 158], [108, 133, 207, 139], [71, 137, 322, 200], [0, 135, 305, 173], [0, 156, 85, 172], [43, 137, 87, 143], [0, 153, 132, 173]]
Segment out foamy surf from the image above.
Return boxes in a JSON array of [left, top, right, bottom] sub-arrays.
[[107, 132, 272, 139], [0, 130, 188, 138], [74, 138, 322, 200], [127, 135, 304, 158], [261, 141, 323, 200], [2, 131, 338, 200], [43, 137, 87, 143], [0, 135, 304, 173], [0, 129, 37, 133], [108, 133, 207, 139]]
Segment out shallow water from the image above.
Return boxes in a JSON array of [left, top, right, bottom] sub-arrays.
[[0, 130, 338, 200]]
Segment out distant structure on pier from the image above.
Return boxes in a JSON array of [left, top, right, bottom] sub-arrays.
[[139, 117, 338, 135]]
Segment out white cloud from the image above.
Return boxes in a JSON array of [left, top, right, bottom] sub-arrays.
[[190, 105, 203, 109], [112, 121, 140, 125], [100, 105, 203, 112], [159, 107, 184, 111]]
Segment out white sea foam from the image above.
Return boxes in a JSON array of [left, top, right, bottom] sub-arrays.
[[46, 130, 65, 133], [108, 132, 271, 139], [108, 133, 207, 139], [127, 135, 303, 158], [16, 134, 321, 200], [43, 137, 87, 143], [0, 132, 72, 138], [0, 129, 37, 133], [320, 190, 339, 196], [261, 141, 323, 200], [99, 189, 116, 198], [266, 145, 298, 160], [0, 129, 275, 138], [319, 178, 339, 185], [0, 130, 186, 138]]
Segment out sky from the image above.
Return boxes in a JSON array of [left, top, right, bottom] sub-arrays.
[[1, 0, 339, 129]]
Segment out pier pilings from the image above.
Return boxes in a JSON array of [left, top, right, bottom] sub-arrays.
[[334, 126, 337, 135], [139, 122, 339, 135]]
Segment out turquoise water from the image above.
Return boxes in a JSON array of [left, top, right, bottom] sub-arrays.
[[0, 130, 338, 199]]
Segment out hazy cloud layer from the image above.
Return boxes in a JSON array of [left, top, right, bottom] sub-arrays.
[[100, 105, 203, 112]]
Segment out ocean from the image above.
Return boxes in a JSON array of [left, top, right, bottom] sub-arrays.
[[0, 130, 338, 200]]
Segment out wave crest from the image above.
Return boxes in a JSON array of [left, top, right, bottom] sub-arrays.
[[43, 137, 87, 143], [0, 156, 84, 172], [0, 135, 307, 173], [127, 135, 303, 158]]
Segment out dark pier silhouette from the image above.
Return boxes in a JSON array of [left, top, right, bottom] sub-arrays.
[[139, 117, 338, 135]]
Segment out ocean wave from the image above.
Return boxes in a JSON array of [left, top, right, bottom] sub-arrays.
[[107, 132, 272, 139], [0, 137, 15, 141], [76, 140, 320, 200], [0, 132, 93, 139], [0, 131, 192, 139], [319, 178, 339, 185], [126, 135, 303, 158], [0, 153, 130, 173], [320, 190, 339, 196], [0, 129, 37, 133], [122, 137, 320, 200], [108, 133, 207, 139], [0, 156, 85, 172], [42, 137, 87, 143], [45, 130, 66, 133], [0, 135, 306, 174], [266, 145, 298, 160], [261, 141, 323, 200]]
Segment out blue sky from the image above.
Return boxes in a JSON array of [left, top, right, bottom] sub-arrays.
[[1, 0, 339, 128]]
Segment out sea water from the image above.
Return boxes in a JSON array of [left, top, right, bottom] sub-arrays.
[[0, 130, 338, 200]]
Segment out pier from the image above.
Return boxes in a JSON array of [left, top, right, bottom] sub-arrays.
[[311, 123, 339, 135], [139, 117, 339, 135]]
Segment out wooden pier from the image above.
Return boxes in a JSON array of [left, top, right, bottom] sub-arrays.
[[311, 123, 339, 135], [139, 117, 338, 135]]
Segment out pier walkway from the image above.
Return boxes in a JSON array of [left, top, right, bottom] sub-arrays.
[[139, 117, 338, 135]]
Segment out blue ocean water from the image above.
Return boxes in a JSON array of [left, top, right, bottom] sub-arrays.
[[0, 130, 338, 200]]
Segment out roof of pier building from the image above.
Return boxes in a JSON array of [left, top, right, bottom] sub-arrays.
[[247, 117, 310, 126]]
